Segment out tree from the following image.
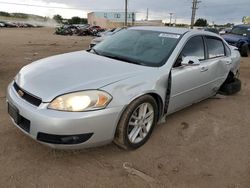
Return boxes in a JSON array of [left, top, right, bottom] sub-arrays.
[[194, 18, 208, 27], [0, 11, 10, 17], [225, 23, 234, 27], [53, 14, 63, 23], [68, 17, 87, 24], [12, 13, 28, 19], [69, 17, 80, 24]]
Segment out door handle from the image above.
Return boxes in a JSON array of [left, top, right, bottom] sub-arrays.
[[225, 60, 232, 65], [200, 66, 208, 72]]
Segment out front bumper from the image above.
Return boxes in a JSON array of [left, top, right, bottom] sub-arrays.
[[6, 83, 124, 149]]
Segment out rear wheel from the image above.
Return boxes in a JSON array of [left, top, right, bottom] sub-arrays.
[[240, 44, 249, 57], [219, 73, 241, 95], [114, 95, 158, 150]]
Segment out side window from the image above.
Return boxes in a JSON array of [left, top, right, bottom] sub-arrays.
[[181, 36, 205, 60], [206, 37, 225, 58]]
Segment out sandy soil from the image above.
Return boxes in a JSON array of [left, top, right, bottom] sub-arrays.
[[0, 28, 250, 188]]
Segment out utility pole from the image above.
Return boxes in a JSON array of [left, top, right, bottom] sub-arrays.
[[190, 0, 201, 29], [132, 12, 135, 26], [146, 8, 149, 21], [169, 13, 174, 26], [125, 0, 128, 26]]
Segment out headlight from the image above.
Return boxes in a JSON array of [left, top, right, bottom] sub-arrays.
[[48, 90, 112, 112]]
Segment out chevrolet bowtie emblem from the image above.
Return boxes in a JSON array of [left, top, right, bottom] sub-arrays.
[[17, 90, 24, 97]]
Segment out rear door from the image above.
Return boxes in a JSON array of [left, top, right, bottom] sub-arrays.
[[204, 36, 231, 87]]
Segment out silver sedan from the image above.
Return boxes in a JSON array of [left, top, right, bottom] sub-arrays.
[[7, 26, 241, 150]]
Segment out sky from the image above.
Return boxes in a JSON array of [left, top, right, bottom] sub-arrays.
[[0, 0, 249, 24]]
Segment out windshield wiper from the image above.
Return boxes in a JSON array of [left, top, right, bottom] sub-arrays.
[[101, 54, 144, 66], [91, 48, 101, 55], [90, 49, 145, 66]]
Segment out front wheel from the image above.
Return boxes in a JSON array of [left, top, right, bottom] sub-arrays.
[[114, 95, 158, 150]]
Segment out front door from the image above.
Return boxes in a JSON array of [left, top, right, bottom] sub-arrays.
[[168, 36, 214, 114]]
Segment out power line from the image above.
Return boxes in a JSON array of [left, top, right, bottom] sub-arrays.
[[0, 1, 82, 10], [200, 2, 250, 8], [0, 1, 124, 11]]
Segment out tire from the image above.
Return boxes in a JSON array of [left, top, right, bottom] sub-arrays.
[[220, 78, 241, 95], [114, 95, 158, 150], [240, 44, 249, 57]]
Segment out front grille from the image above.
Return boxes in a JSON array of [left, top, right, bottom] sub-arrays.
[[8, 103, 31, 133], [13, 82, 42, 107]]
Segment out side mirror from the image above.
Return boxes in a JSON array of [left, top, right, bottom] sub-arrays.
[[181, 56, 200, 66]]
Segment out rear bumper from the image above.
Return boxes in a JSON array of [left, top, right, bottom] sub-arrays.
[[7, 82, 124, 149]]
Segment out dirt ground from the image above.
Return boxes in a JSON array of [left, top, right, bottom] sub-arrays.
[[0, 28, 250, 188]]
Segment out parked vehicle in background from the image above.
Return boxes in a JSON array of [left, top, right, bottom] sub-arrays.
[[55, 24, 104, 36], [204, 27, 219, 34], [55, 25, 86, 36], [89, 25, 103, 32], [7, 27, 241, 150], [55, 25, 75, 35], [0, 21, 39, 28], [85, 25, 105, 36], [219, 28, 232, 35], [77, 25, 104, 36], [223, 24, 250, 57], [90, 27, 125, 48], [14, 23, 37, 28], [196, 27, 219, 34], [96, 28, 122, 37], [74, 24, 90, 36], [0, 21, 17, 28]]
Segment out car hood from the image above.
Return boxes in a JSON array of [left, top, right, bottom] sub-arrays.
[[15, 51, 151, 102], [222, 34, 248, 43]]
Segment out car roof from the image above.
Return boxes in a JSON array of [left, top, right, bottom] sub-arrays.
[[129, 26, 221, 37], [234, 24, 250, 28], [129, 26, 190, 35]]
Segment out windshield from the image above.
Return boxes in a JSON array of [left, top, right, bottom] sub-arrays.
[[231, 26, 250, 37], [92, 29, 180, 67]]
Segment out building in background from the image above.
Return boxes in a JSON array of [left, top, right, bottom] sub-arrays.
[[88, 12, 136, 28], [88, 12, 163, 28]]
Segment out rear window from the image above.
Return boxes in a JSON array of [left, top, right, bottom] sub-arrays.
[[206, 37, 225, 58], [231, 26, 250, 37]]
